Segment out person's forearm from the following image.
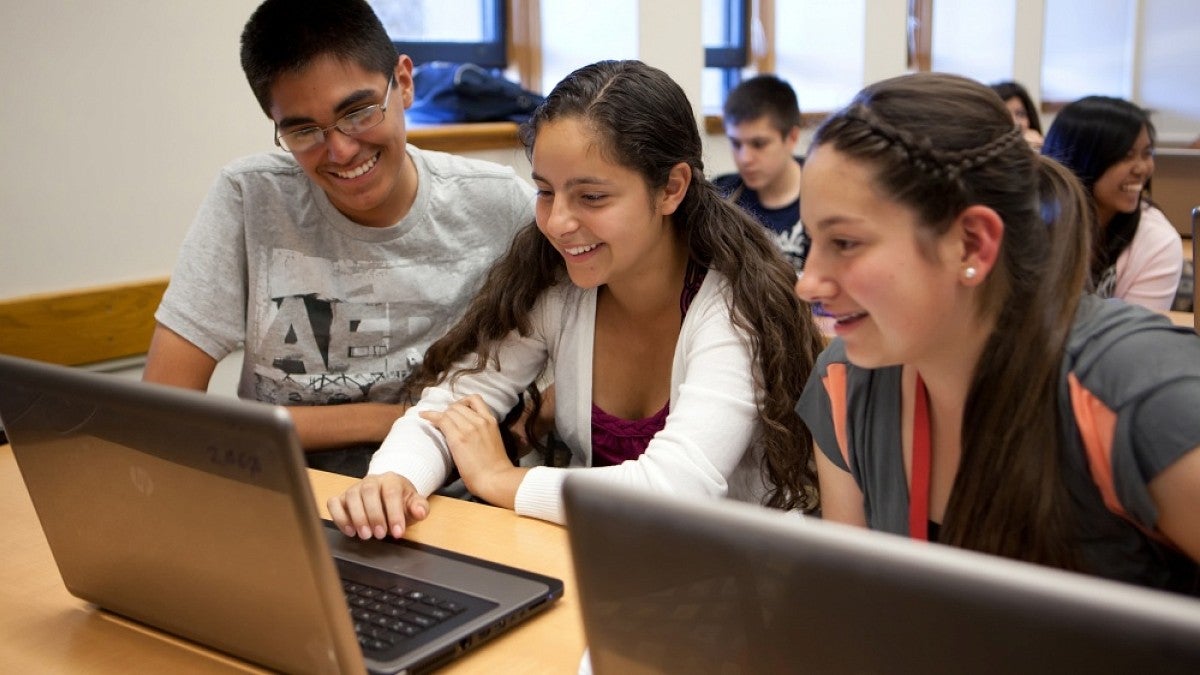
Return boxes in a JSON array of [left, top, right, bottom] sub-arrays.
[[469, 466, 530, 510], [287, 402, 408, 451]]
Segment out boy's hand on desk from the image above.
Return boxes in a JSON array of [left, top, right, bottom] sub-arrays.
[[328, 473, 429, 540]]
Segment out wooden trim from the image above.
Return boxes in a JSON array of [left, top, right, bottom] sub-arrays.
[[508, 0, 542, 93], [0, 278, 168, 367], [1147, 148, 1200, 239], [1041, 99, 1069, 114], [800, 111, 829, 128], [751, 0, 775, 74], [908, 0, 933, 72], [407, 122, 523, 152], [705, 111, 829, 136]]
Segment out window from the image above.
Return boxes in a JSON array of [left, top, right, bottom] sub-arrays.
[[368, 0, 507, 69], [703, 0, 750, 109], [542, 1, 748, 110], [541, 2, 637, 95], [930, 0, 1016, 85], [774, 0, 866, 113], [1041, 0, 1136, 102], [1140, 0, 1200, 135]]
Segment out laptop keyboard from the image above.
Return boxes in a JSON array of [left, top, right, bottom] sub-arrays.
[[333, 556, 500, 662], [342, 577, 467, 653]]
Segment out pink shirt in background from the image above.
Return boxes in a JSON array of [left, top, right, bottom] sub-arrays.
[[1113, 204, 1183, 312]]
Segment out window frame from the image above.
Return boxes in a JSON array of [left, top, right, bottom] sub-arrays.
[[908, 0, 933, 72], [383, 0, 509, 70], [705, 0, 752, 94]]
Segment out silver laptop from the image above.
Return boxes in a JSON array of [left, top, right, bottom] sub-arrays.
[[563, 474, 1200, 675], [0, 354, 562, 675]]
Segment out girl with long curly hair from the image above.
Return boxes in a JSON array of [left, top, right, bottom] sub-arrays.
[[330, 60, 824, 537]]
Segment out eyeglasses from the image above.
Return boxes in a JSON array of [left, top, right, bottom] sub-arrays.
[[275, 77, 394, 153]]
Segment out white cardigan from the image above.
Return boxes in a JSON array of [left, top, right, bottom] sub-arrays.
[[367, 270, 770, 524]]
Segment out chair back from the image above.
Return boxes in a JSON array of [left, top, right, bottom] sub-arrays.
[[1192, 206, 1199, 332], [0, 278, 167, 367]]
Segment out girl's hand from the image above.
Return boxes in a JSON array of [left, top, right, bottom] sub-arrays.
[[421, 395, 528, 508], [327, 472, 429, 540]]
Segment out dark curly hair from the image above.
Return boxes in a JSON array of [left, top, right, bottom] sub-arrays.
[[404, 60, 824, 512]]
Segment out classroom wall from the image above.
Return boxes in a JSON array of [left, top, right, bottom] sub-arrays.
[[0, 1, 265, 299], [0, 0, 723, 300], [1, 1, 1195, 302]]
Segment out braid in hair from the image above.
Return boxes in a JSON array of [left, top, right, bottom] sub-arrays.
[[842, 106, 1025, 201], [813, 73, 1092, 569]]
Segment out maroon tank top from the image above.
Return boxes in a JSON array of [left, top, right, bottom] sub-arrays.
[[591, 261, 707, 466]]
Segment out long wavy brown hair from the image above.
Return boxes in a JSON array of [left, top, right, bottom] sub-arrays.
[[403, 60, 824, 512], [811, 73, 1093, 568]]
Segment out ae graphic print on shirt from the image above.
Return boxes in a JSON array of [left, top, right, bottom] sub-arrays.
[[251, 248, 455, 405], [155, 147, 534, 408]]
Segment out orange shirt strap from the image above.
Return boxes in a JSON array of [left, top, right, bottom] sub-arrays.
[[821, 364, 851, 468], [1068, 372, 1176, 548]]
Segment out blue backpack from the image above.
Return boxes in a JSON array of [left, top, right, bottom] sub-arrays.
[[408, 62, 544, 125]]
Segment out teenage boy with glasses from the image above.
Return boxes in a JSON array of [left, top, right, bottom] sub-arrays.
[[144, 0, 534, 475]]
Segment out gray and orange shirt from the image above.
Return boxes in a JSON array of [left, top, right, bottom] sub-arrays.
[[796, 295, 1200, 594]]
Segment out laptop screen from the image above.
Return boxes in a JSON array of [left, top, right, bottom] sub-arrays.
[[563, 475, 1200, 675]]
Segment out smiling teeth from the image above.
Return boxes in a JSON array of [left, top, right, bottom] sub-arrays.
[[834, 311, 868, 323], [1121, 183, 1143, 193], [821, 309, 867, 323], [335, 153, 378, 179], [566, 243, 600, 255]]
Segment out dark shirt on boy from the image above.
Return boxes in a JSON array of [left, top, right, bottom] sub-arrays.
[[714, 158, 807, 272]]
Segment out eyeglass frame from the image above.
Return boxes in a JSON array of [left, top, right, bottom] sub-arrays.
[[274, 76, 395, 153]]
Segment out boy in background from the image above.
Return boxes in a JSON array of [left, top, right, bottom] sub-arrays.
[[714, 75, 807, 272]]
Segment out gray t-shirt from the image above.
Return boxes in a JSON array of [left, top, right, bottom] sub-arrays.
[[156, 145, 534, 406], [796, 295, 1200, 593]]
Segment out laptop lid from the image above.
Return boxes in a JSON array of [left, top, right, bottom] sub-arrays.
[[0, 354, 561, 674], [563, 474, 1200, 675]]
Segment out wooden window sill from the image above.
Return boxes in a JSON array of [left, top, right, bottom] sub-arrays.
[[405, 115, 846, 155], [406, 121, 523, 153], [403, 114, 843, 154], [703, 112, 830, 136]]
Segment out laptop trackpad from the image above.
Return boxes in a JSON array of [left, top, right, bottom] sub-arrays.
[[322, 522, 552, 605]]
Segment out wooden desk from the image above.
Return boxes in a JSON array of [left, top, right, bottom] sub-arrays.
[[0, 444, 584, 673], [1167, 310, 1197, 331]]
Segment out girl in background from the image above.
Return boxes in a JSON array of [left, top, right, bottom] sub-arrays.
[[330, 60, 824, 536], [1043, 96, 1183, 311], [796, 72, 1200, 594], [990, 80, 1043, 149]]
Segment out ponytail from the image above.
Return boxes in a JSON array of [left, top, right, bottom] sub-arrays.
[[943, 156, 1091, 568], [814, 73, 1095, 568]]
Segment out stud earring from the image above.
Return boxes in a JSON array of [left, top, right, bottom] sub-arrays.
[[964, 267, 978, 280]]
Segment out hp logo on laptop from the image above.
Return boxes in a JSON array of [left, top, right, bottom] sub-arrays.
[[129, 465, 154, 497]]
